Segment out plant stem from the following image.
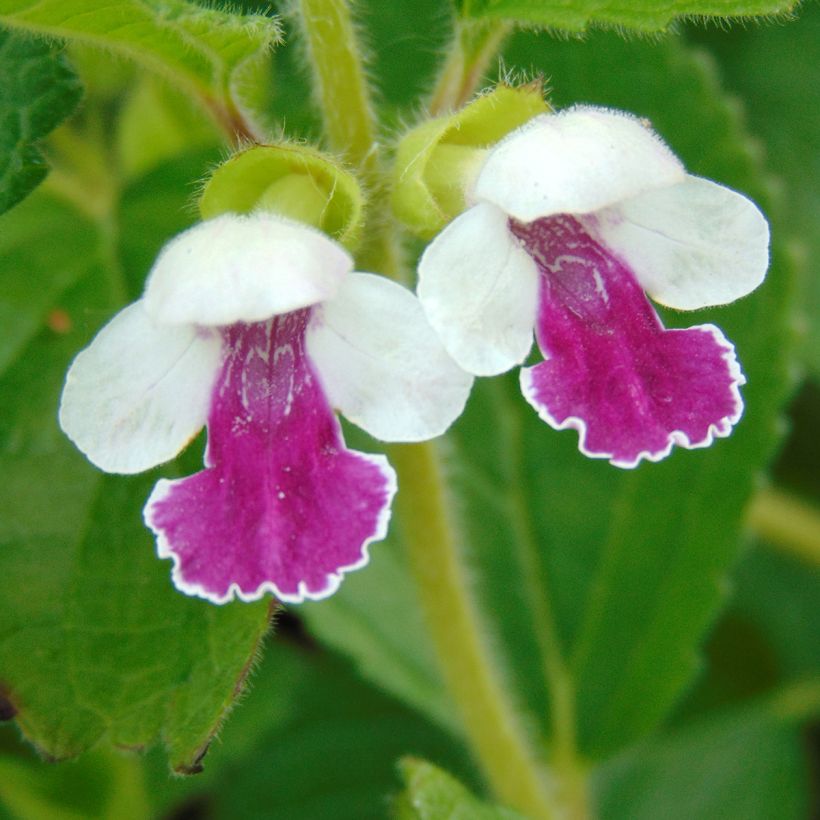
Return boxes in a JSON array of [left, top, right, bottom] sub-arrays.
[[747, 487, 820, 567], [295, 0, 376, 171], [294, 0, 402, 277], [498, 382, 589, 819], [429, 18, 513, 116], [389, 442, 557, 819], [296, 5, 556, 812]]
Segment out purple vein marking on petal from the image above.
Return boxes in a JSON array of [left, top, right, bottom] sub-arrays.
[[144, 309, 397, 604], [510, 215, 745, 468]]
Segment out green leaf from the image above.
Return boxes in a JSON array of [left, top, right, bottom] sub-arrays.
[[301, 517, 459, 737], [0, 728, 150, 820], [394, 758, 525, 820], [493, 28, 796, 760], [197, 639, 473, 820], [304, 29, 798, 776], [0, 157, 271, 771], [116, 77, 221, 180], [687, 4, 820, 376], [0, 29, 82, 215], [594, 692, 817, 819], [0, 0, 281, 133], [675, 541, 820, 719], [455, 0, 799, 31]]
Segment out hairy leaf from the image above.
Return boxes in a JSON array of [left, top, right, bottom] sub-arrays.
[[0, 0, 281, 133], [0, 29, 82, 214], [0, 155, 271, 771], [455, 0, 799, 31]]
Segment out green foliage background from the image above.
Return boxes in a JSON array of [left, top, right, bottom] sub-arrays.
[[0, 0, 817, 818]]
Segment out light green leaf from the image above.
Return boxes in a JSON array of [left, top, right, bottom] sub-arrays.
[[116, 77, 221, 180], [687, 3, 820, 376], [455, 0, 799, 31], [394, 758, 525, 820], [0, 156, 271, 771], [595, 690, 818, 819], [0, 29, 82, 215], [0, 0, 281, 133]]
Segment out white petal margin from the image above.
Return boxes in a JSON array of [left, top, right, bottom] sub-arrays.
[[144, 212, 353, 326], [145, 453, 398, 605], [417, 202, 539, 376], [306, 273, 474, 442], [59, 300, 222, 474], [588, 175, 770, 310], [519, 324, 746, 469], [474, 106, 685, 222]]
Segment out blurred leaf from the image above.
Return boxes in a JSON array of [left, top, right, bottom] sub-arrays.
[[0, 29, 82, 215], [394, 758, 524, 820], [116, 78, 221, 180], [197, 638, 474, 820], [688, 2, 820, 375], [301, 528, 458, 737], [0, 155, 271, 771], [0, 730, 149, 820], [730, 545, 820, 680], [675, 541, 820, 719], [454, 0, 799, 31], [594, 690, 817, 819], [0, 0, 281, 132]]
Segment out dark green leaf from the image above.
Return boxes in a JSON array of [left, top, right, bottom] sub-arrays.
[[203, 639, 474, 820], [0, 29, 82, 214], [0, 157, 271, 771], [687, 3, 820, 376], [595, 693, 816, 819]]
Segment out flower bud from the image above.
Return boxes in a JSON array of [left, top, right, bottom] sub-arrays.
[[199, 143, 365, 248], [391, 83, 548, 238]]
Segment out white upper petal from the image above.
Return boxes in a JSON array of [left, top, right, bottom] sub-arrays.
[[417, 202, 539, 376], [473, 106, 686, 222], [588, 175, 770, 310], [306, 273, 473, 442], [144, 212, 353, 326], [59, 300, 222, 474]]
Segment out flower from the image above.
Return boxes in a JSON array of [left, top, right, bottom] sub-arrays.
[[418, 106, 770, 468], [59, 212, 472, 603]]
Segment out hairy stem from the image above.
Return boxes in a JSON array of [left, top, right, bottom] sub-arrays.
[[390, 442, 558, 819], [429, 18, 513, 116], [295, 0, 376, 169], [296, 4, 557, 811], [294, 0, 402, 277]]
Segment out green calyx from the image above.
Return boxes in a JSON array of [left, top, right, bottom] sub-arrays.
[[391, 83, 549, 239], [199, 143, 365, 249]]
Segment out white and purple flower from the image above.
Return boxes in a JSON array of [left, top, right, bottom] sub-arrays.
[[60, 212, 472, 603], [418, 105, 770, 468]]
